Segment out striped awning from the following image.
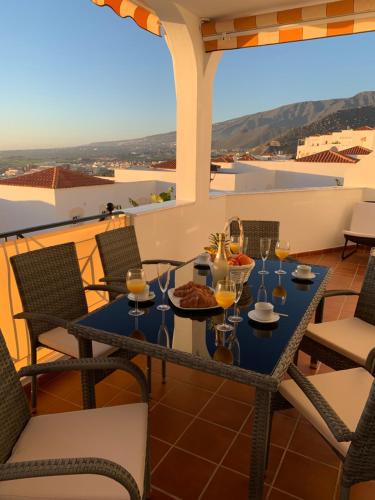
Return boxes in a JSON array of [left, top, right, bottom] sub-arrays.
[[92, 0, 161, 36], [202, 0, 375, 52]]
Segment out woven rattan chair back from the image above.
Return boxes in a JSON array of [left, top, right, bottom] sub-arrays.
[[355, 254, 375, 325], [0, 331, 30, 463], [343, 377, 375, 488], [95, 226, 142, 284], [10, 243, 88, 339], [230, 220, 280, 258]]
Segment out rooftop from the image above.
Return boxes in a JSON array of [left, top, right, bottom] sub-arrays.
[[0, 167, 114, 189], [296, 149, 359, 164], [339, 145, 373, 156]]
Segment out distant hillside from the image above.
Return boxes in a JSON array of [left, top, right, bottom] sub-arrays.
[[271, 106, 375, 155], [1, 91, 375, 165]]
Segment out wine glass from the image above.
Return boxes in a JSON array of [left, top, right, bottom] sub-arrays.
[[126, 268, 146, 316], [230, 235, 241, 255], [157, 263, 170, 311], [272, 274, 287, 306], [228, 272, 244, 323], [214, 279, 236, 332], [258, 237, 271, 275], [275, 240, 290, 275]]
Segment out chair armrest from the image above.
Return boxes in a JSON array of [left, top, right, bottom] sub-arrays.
[[85, 284, 126, 295], [141, 259, 185, 267], [13, 312, 69, 329], [0, 458, 140, 500], [18, 357, 148, 403], [365, 348, 375, 375], [315, 290, 360, 323], [287, 364, 354, 442], [99, 275, 127, 283]]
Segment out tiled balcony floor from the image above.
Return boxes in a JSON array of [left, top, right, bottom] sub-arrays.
[[32, 247, 374, 499]]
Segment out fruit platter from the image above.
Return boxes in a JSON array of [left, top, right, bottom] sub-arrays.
[[227, 253, 255, 283]]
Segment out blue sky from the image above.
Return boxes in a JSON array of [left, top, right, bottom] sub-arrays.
[[1, 0, 375, 150]]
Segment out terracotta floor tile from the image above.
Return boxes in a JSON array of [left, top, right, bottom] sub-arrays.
[[150, 437, 171, 471], [289, 419, 339, 467], [268, 488, 303, 499], [63, 379, 121, 408], [274, 451, 338, 500], [217, 379, 256, 404], [200, 395, 251, 431], [243, 412, 296, 448], [176, 418, 236, 463], [39, 370, 81, 399], [103, 389, 142, 406], [201, 467, 268, 500], [150, 488, 181, 500], [36, 390, 80, 415], [164, 363, 224, 392], [128, 372, 178, 402], [222, 433, 284, 483], [150, 404, 192, 444], [102, 368, 136, 390], [159, 382, 212, 415], [152, 448, 215, 500]]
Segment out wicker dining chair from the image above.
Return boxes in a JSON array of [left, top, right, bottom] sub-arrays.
[[0, 329, 150, 500], [230, 220, 280, 258], [273, 355, 375, 500], [299, 251, 375, 371], [10, 242, 129, 410], [95, 226, 184, 388]]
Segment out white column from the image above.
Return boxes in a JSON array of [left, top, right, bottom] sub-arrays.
[[146, 1, 222, 202]]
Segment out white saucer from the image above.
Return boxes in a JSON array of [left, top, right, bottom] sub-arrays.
[[128, 292, 156, 302], [292, 271, 316, 281], [248, 310, 280, 323]]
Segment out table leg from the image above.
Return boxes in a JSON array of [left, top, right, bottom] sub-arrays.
[[249, 388, 271, 499], [78, 337, 96, 409]]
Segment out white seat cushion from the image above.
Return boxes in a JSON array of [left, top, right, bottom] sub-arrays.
[[344, 201, 375, 236], [343, 229, 375, 239], [0, 403, 148, 500], [279, 368, 373, 456], [39, 327, 116, 358], [306, 317, 375, 365]]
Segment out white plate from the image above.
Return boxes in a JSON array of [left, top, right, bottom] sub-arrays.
[[292, 271, 316, 281], [168, 288, 218, 311], [128, 292, 156, 302], [248, 310, 280, 323]]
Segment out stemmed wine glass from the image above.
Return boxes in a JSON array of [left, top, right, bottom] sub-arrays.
[[275, 240, 290, 275], [228, 272, 244, 323], [214, 279, 236, 332], [126, 268, 146, 316], [157, 263, 170, 311], [230, 235, 241, 255], [259, 237, 271, 275]]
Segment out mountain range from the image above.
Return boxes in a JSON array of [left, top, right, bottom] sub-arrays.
[[1, 91, 375, 165]]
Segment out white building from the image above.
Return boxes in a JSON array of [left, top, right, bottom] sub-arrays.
[[296, 126, 375, 159]]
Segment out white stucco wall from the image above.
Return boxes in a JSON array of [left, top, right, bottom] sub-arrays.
[[115, 168, 176, 184]]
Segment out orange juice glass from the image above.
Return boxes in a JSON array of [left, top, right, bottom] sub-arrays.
[[214, 280, 235, 332], [275, 241, 290, 275], [126, 268, 146, 316]]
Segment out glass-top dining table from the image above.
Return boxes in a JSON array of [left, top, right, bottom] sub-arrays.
[[69, 258, 330, 500]]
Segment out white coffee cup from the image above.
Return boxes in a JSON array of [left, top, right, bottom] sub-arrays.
[[296, 264, 312, 277], [197, 252, 210, 265], [138, 284, 150, 300], [254, 302, 274, 320]]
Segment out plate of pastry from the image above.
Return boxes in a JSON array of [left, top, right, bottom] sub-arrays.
[[168, 282, 219, 310]]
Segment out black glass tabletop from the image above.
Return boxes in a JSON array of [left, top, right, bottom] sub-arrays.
[[79, 259, 329, 375]]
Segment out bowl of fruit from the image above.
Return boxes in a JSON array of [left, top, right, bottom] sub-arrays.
[[227, 253, 255, 283]]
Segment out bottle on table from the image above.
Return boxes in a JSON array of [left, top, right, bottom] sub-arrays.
[[212, 233, 229, 286]]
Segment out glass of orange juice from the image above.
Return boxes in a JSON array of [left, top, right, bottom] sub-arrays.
[[230, 235, 241, 255], [275, 241, 290, 275], [215, 279, 236, 332], [126, 268, 146, 316]]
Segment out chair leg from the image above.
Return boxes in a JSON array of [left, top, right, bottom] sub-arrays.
[[162, 360, 167, 384], [147, 356, 152, 394], [340, 485, 351, 500], [309, 356, 318, 370], [30, 342, 38, 413]]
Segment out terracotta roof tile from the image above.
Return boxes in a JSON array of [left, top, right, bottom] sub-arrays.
[[355, 126, 375, 131], [339, 145, 372, 155], [211, 155, 234, 163], [0, 167, 114, 189], [238, 154, 257, 161], [296, 149, 359, 163]]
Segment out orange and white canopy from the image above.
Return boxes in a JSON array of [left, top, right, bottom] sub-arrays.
[[92, 0, 375, 51], [92, 0, 161, 36]]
